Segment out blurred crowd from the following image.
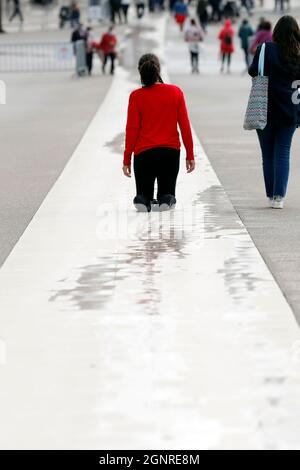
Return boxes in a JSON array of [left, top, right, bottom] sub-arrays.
[[71, 22, 118, 76], [170, 0, 282, 74], [65, 0, 291, 76], [59, 0, 292, 30]]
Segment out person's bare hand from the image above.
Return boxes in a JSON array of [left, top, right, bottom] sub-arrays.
[[186, 159, 195, 173], [123, 165, 131, 177]]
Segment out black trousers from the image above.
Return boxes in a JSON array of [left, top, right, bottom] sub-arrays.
[[133, 147, 180, 203], [136, 3, 145, 18], [190, 51, 199, 72], [9, 6, 23, 22], [211, 4, 221, 21], [110, 6, 122, 23], [103, 53, 116, 74], [222, 52, 231, 67], [121, 4, 129, 21], [242, 46, 250, 68], [86, 52, 93, 74]]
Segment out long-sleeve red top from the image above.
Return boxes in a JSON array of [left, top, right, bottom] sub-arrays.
[[123, 83, 194, 166], [99, 33, 117, 54]]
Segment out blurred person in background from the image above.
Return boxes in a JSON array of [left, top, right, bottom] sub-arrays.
[[70, 0, 80, 28], [210, 0, 222, 22], [249, 15, 300, 209], [156, 0, 165, 11], [135, 0, 145, 18], [110, 0, 122, 23], [99, 25, 117, 75], [59, 5, 71, 29], [173, 0, 188, 32], [250, 20, 272, 55], [196, 0, 209, 31], [257, 16, 266, 32], [239, 18, 254, 69], [121, 0, 131, 22], [218, 19, 235, 73], [71, 22, 86, 47], [184, 18, 204, 73], [274, 0, 287, 12], [223, 0, 239, 20], [9, 0, 23, 24], [71, 23, 88, 76], [148, 0, 155, 11], [86, 26, 94, 76], [241, 0, 253, 16]]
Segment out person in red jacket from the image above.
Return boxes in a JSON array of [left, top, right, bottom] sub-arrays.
[[218, 19, 235, 73], [123, 54, 195, 212], [99, 26, 117, 75]]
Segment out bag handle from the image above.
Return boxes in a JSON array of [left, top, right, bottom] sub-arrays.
[[258, 43, 266, 77]]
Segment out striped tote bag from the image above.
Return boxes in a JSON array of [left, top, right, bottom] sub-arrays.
[[243, 43, 268, 131]]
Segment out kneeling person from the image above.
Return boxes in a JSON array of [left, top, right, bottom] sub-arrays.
[[123, 54, 195, 212]]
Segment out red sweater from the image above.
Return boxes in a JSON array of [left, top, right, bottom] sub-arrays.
[[123, 83, 194, 166]]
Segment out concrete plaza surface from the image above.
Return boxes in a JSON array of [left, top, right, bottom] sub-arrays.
[[167, 7, 300, 323], [0, 16, 136, 266], [1, 10, 300, 449], [0, 63, 112, 267]]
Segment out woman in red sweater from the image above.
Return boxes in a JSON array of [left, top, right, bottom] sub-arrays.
[[123, 54, 195, 212]]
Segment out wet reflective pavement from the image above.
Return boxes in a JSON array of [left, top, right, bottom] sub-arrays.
[[1, 14, 300, 449]]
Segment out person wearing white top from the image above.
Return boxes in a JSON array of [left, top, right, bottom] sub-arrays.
[[184, 18, 204, 74]]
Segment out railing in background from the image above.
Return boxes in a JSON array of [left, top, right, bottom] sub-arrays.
[[0, 42, 76, 72]]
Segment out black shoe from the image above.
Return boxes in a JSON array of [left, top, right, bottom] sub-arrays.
[[133, 195, 151, 212], [158, 194, 176, 211]]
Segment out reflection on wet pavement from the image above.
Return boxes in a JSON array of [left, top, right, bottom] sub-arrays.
[[50, 212, 188, 315], [50, 255, 119, 310], [194, 185, 263, 303], [105, 132, 125, 155]]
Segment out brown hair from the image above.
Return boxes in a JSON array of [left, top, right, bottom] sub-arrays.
[[273, 15, 300, 77], [138, 54, 163, 87]]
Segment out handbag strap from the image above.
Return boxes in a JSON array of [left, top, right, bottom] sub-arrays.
[[258, 43, 266, 77]]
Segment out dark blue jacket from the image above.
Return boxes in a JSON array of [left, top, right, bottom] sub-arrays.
[[249, 41, 300, 126]]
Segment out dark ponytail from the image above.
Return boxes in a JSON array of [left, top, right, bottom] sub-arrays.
[[138, 54, 163, 87]]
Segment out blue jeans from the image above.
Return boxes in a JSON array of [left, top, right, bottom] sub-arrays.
[[257, 123, 296, 198]]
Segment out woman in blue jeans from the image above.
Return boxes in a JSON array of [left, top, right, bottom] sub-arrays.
[[249, 16, 300, 209]]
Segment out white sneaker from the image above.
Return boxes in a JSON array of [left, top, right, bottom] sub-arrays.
[[272, 196, 284, 209]]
